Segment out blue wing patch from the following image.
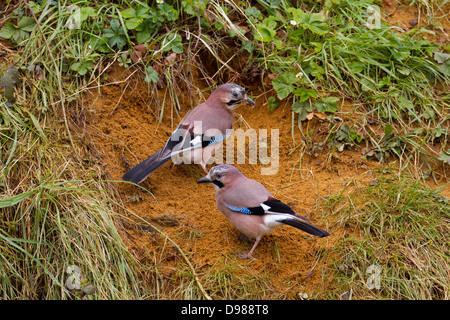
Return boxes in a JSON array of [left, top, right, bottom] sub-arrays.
[[208, 135, 228, 145], [224, 203, 252, 214], [224, 202, 265, 215]]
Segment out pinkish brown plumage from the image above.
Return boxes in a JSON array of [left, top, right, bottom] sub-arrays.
[[198, 165, 330, 259], [122, 84, 254, 184]]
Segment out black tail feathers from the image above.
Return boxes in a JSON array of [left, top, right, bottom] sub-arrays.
[[281, 218, 330, 237], [122, 150, 170, 184]]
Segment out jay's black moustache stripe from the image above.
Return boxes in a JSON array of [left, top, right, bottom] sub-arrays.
[[212, 180, 224, 188], [227, 99, 241, 106]]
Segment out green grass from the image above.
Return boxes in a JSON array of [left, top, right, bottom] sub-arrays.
[[0, 100, 147, 299], [1, 0, 449, 300], [322, 173, 449, 299]]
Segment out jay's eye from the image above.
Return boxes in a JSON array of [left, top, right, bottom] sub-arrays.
[[215, 173, 223, 179]]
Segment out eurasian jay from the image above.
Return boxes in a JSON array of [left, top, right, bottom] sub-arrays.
[[197, 165, 330, 259], [122, 83, 255, 184]]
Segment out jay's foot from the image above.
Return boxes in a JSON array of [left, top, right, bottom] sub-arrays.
[[237, 252, 255, 259]]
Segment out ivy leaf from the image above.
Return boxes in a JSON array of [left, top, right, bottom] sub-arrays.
[[272, 71, 296, 100]]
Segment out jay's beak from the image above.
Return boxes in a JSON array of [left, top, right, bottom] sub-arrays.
[[197, 176, 212, 184], [244, 94, 255, 106]]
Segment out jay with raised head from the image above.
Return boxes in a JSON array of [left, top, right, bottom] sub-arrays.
[[197, 165, 330, 259], [122, 83, 255, 184]]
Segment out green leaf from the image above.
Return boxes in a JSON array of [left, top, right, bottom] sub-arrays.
[[136, 19, 155, 43], [110, 19, 121, 33], [245, 6, 261, 23], [17, 17, 36, 32], [349, 61, 365, 73], [307, 14, 329, 35], [80, 7, 97, 21], [272, 36, 282, 49], [182, 0, 209, 16], [316, 96, 339, 113], [438, 149, 450, 164], [70, 61, 93, 76], [120, 8, 136, 19], [125, 17, 143, 30], [0, 66, 20, 101], [272, 71, 297, 100], [108, 36, 125, 49], [267, 96, 280, 112], [159, 3, 178, 21], [162, 33, 183, 54], [397, 95, 414, 111], [310, 42, 323, 53], [0, 18, 34, 44], [144, 66, 159, 83], [254, 25, 275, 42], [0, 22, 17, 39], [293, 88, 317, 101], [382, 124, 395, 142], [242, 40, 253, 53], [309, 61, 325, 79], [433, 52, 450, 64], [292, 101, 313, 121], [360, 78, 377, 92], [423, 107, 435, 120]]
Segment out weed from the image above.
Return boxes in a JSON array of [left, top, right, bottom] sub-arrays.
[[322, 174, 449, 299]]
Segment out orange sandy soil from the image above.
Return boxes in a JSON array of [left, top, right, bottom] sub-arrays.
[[73, 2, 449, 299], [77, 64, 392, 299], [382, 0, 449, 46]]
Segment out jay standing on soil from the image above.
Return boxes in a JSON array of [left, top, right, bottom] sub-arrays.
[[197, 164, 330, 259], [122, 83, 255, 184]]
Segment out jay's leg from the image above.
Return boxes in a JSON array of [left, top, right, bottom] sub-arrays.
[[237, 237, 261, 259]]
